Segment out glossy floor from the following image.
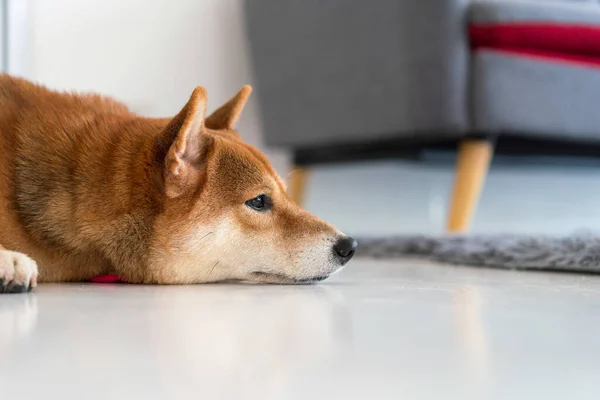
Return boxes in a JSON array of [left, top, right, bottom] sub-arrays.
[[1, 258, 599, 399]]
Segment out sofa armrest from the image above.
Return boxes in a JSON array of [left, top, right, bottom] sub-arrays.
[[243, 0, 471, 148]]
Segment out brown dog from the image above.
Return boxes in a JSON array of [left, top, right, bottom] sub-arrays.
[[0, 75, 357, 293]]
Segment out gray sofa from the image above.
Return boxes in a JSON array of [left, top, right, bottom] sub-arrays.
[[243, 0, 600, 232]]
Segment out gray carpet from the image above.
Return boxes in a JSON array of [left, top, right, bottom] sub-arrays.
[[358, 232, 600, 273]]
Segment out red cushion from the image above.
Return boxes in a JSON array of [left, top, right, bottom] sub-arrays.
[[470, 23, 600, 58], [90, 274, 123, 283]]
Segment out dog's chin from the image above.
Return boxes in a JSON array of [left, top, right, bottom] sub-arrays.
[[247, 271, 330, 285]]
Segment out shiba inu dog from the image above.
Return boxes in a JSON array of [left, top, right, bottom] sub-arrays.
[[0, 75, 357, 293]]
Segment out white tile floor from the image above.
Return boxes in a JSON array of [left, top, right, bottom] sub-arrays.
[[2, 159, 600, 399], [2, 259, 600, 399]]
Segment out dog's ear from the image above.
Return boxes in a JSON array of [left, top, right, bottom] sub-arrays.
[[162, 86, 209, 198], [204, 85, 252, 130]]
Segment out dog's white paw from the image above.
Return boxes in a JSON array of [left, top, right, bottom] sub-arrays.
[[0, 250, 38, 293]]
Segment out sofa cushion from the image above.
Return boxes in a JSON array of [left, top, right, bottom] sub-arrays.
[[472, 50, 600, 142]]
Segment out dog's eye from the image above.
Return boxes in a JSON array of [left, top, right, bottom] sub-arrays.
[[245, 194, 272, 211]]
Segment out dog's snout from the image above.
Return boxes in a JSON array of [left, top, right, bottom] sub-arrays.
[[333, 236, 358, 264]]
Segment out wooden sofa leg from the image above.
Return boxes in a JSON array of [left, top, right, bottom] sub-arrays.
[[289, 166, 309, 206], [446, 139, 494, 233]]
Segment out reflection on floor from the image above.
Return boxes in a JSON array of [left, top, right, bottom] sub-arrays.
[[1, 259, 599, 399]]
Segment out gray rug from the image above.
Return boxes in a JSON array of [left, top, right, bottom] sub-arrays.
[[358, 232, 600, 273]]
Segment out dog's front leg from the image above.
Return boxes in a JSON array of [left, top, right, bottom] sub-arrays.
[[0, 244, 38, 293]]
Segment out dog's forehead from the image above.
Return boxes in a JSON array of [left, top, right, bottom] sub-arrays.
[[212, 138, 282, 190]]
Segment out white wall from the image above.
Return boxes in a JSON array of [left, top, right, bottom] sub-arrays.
[[22, 0, 287, 170]]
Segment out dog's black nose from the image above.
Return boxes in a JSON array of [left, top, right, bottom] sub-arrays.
[[333, 236, 358, 264]]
